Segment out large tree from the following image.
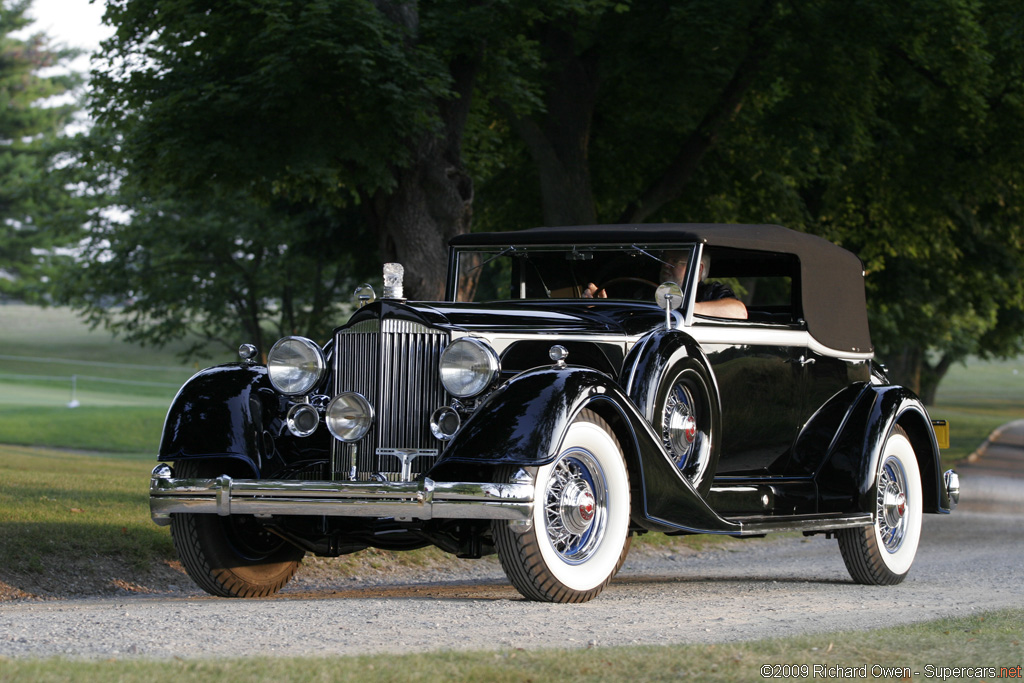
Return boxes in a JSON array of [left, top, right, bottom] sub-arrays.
[[81, 0, 1024, 398], [91, 0, 496, 300], [470, 0, 1024, 401], [0, 0, 84, 301]]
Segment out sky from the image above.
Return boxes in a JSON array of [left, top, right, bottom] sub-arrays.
[[19, 0, 113, 72]]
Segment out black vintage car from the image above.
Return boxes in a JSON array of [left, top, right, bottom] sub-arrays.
[[151, 224, 959, 603]]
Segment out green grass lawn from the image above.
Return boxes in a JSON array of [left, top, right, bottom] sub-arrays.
[[932, 357, 1024, 466], [0, 304, 232, 452], [0, 444, 173, 578]]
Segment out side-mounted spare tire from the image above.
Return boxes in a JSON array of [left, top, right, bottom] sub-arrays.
[[170, 460, 304, 597], [493, 409, 631, 603], [650, 359, 719, 497]]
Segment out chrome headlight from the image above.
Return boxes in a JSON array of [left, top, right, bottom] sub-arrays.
[[439, 337, 500, 398], [326, 392, 374, 442], [267, 336, 326, 395]]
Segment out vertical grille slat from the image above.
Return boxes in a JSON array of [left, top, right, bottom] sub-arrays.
[[333, 316, 449, 481]]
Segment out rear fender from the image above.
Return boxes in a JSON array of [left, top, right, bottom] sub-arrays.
[[158, 364, 278, 477], [817, 385, 944, 513]]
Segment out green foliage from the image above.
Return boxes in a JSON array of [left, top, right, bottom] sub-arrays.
[[56, 181, 376, 355], [0, 0, 86, 302], [94, 0, 449, 202], [52, 0, 1024, 384], [468, 0, 1024, 398]]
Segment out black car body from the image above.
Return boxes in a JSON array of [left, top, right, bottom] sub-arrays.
[[151, 224, 959, 602]]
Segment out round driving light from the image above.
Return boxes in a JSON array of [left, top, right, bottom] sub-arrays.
[[439, 338, 500, 398], [286, 403, 320, 438], [267, 336, 326, 395], [326, 392, 374, 442], [430, 406, 461, 441]]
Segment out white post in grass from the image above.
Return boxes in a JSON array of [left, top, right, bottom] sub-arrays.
[[67, 375, 80, 408]]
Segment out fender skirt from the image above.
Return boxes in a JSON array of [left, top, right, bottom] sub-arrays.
[[157, 364, 275, 477], [816, 384, 947, 514], [430, 366, 741, 534]]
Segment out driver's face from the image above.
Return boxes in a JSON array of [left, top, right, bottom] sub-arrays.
[[660, 253, 689, 284]]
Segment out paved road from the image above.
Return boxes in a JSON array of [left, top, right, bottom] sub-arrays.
[[1, 424, 1021, 660], [956, 418, 1024, 513]]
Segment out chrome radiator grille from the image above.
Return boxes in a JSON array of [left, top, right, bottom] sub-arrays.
[[332, 317, 449, 481]]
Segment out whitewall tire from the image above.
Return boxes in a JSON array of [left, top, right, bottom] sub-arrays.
[[493, 409, 631, 603]]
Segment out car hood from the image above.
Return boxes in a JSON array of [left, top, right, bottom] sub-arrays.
[[341, 300, 666, 338]]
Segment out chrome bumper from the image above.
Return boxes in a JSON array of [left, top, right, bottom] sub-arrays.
[[943, 469, 960, 511], [149, 465, 534, 527]]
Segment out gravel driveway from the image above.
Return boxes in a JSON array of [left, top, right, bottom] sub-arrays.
[[2, 507, 1021, 660]]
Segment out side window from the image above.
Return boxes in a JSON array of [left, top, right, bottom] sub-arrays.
[[706, 249, 801, 324]]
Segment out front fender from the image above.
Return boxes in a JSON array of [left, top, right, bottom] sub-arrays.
[[430, 365, 740, 534], [158, 363, 275, 477], [817, 385, 944, 514], [621, 328, 720, 419], [432, 366, 615, 469]]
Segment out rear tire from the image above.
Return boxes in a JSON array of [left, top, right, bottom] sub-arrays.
[[493, 410, 630, 603], [170, 461, 304, 597], [837, 426, 923, 585]]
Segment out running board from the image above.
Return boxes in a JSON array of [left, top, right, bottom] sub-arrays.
[[731, 513, 873, 536]]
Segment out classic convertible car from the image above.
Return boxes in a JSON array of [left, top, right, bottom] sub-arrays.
[[150, 223, 959, 603]]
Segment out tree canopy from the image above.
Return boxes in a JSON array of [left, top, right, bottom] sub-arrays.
[[65, 0, 1024, 398], [0, 0, 84, 302]]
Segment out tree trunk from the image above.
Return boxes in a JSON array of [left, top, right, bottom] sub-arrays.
[[501, 26, 599, 227], [919, 353, 954, 406], [881, 345, 953, 406], [365, 3, 478, 301], [370, 56, 478, 301]]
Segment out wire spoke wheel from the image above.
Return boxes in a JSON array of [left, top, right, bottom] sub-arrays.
[[493, 409, 630, 603], [837, 426, 923, 585], [656, 364, 717, 496]]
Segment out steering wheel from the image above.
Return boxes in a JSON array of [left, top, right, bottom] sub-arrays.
[[598, 277, 659, 297]]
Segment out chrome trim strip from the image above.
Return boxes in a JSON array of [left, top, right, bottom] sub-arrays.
[[150, 473, 534, 526], [685, 325, 875, 361], [463, 322, 871, 363], [735, 513, 872, 536]]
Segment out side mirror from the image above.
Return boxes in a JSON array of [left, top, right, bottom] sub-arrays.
[[353, 284, 376, 308], [655, 282, 683, 328], [655, 282, 683, 310]]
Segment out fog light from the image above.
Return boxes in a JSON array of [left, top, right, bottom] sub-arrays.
[[286, 403, 320, 437], [430, 406, 461, 441], [326, 392, 374, 442]]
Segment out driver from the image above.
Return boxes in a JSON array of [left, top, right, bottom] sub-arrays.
[[583, 251, 747, 319]]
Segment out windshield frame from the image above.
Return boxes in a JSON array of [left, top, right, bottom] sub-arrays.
[[447, 242, 701, 307]]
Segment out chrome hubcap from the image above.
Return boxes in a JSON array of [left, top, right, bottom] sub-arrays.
[[877, 456, 909, 552], [543, 449, 607, 563], [560, 479, 596, 535], [664, 387, 697, 465]]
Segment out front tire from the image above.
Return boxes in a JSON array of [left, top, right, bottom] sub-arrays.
[[493, 409, 630, 603], [837, 426, 923, 585], [170, 461, 304, 597]]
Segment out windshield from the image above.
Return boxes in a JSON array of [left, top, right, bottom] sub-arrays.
[[452, 244, 696, 303]]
